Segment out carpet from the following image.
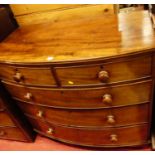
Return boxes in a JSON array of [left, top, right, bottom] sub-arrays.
[[0, 135, 151, 151]]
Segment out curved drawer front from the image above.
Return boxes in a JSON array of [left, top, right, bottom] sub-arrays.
[[17, 101, 149, 127], [0, 110, 15, 126], [28, 117, 149, 147], [56, 55, 151, 86], [0, 126, 27, 141], [3, 80, 152, 108], [0, 65, 56, 86]]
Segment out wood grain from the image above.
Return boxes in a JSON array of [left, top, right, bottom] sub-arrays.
[[0, 9, 154, 148], [0, 54, 151, 87], [0, 65, 56, 86], [0, 82, 35, 142], [17, 101, 149, 127], [10, 5, 115, 26], [2, 80, 152, 108], [0, 110, 15, 126], [10, 4, 88, 16], [56, 55, 151, 86], [27, 117, 149, 147], [0, 11, 154, 63]]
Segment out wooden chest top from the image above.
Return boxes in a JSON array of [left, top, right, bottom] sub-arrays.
[[0, 11, 155, 64]]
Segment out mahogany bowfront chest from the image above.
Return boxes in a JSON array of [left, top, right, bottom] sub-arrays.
[[0, 10, 155, 149]]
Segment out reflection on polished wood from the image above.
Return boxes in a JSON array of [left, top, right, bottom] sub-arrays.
[[0, 11, 154, 63], [0, 10, 155, 148]]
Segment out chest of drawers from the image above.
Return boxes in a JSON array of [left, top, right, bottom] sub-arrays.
[[0, 10, 155, 149], [1, 53, 154, 148], [0, 83, 35, 142]]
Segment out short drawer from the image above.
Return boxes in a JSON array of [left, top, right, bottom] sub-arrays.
[[17, 101, 149, 127], [28, 117, 149, 147], [0, 65, 56, 86], [56, 55, 151, 86], [0, 110, 15, 126], [3, 80, 152, 108], [0, 126, 28, 141]]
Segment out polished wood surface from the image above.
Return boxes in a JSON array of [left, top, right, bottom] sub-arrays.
[[28, 117, 149, 147], [10, 4, 115, 26], [0, 127, 29, 142], [0, 11, 154, 63], [56, 55, 151, 86], [0, 10, 154, 148], [0, 82, 35, 142], [17, 101, 149, 127], [0, 54, 152, 87], [0, 110, 15, 126], [10, 4, 89, 16], [0, 65, 56, 86], [2, 80, 152, 108]]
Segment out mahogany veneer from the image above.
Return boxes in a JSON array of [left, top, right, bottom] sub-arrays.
[[0, 10, 155, 149], [0, 83, 35, 142]]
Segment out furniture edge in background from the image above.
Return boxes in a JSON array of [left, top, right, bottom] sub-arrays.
[[0, 81, 36, 142], [0, 6, 18, 42]]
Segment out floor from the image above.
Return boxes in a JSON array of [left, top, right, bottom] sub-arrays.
[[0, 135, 152, 151]]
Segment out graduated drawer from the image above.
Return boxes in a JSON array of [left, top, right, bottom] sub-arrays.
[[0, 110, 15, 126], [0, 65, 56, 86], [56, 55, 151, 86], [17, 101, 149, 127], [0, 126, 28, 141], [28, 117, 149, 147], [3, 80, 152, 108]]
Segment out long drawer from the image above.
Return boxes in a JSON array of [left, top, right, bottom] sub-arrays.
[[56, 55, 151, 87], [0, 110, 15, 126], [0, 65, 56, 86], [27, 117, 149, 147], [17, 101, 149, 127], [3, 80, 152, 108], [0, 126, 28, 141]]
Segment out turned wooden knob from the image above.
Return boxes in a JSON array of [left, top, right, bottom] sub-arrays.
[[98, 70, 109, 82], [36, 110, 43, 118], [24, 93, 33, 100], [102, 94, 112, 104], [13, 72, 23, 82], [0, 131, 5, 136], [46, 128, 54, 134], [104, 8, 109, 13], [110, 134, 118, 142], [107, 115, 115, 124]]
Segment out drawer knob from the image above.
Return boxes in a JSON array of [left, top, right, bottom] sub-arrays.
[[110, 134, 118, 142], [98, 70, 109, 82], [46, 128, 54, 134], [104, 8, 109, 13], [102, 94, 112, 104], [0, 131, 5, 136], [24, 93, 33, 100], [36, 110, 43, 118], [107, 115, 115, 124], [13, 72, 23, 82]]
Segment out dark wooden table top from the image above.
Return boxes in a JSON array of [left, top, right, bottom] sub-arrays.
[[0, 11, 155, 64]]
